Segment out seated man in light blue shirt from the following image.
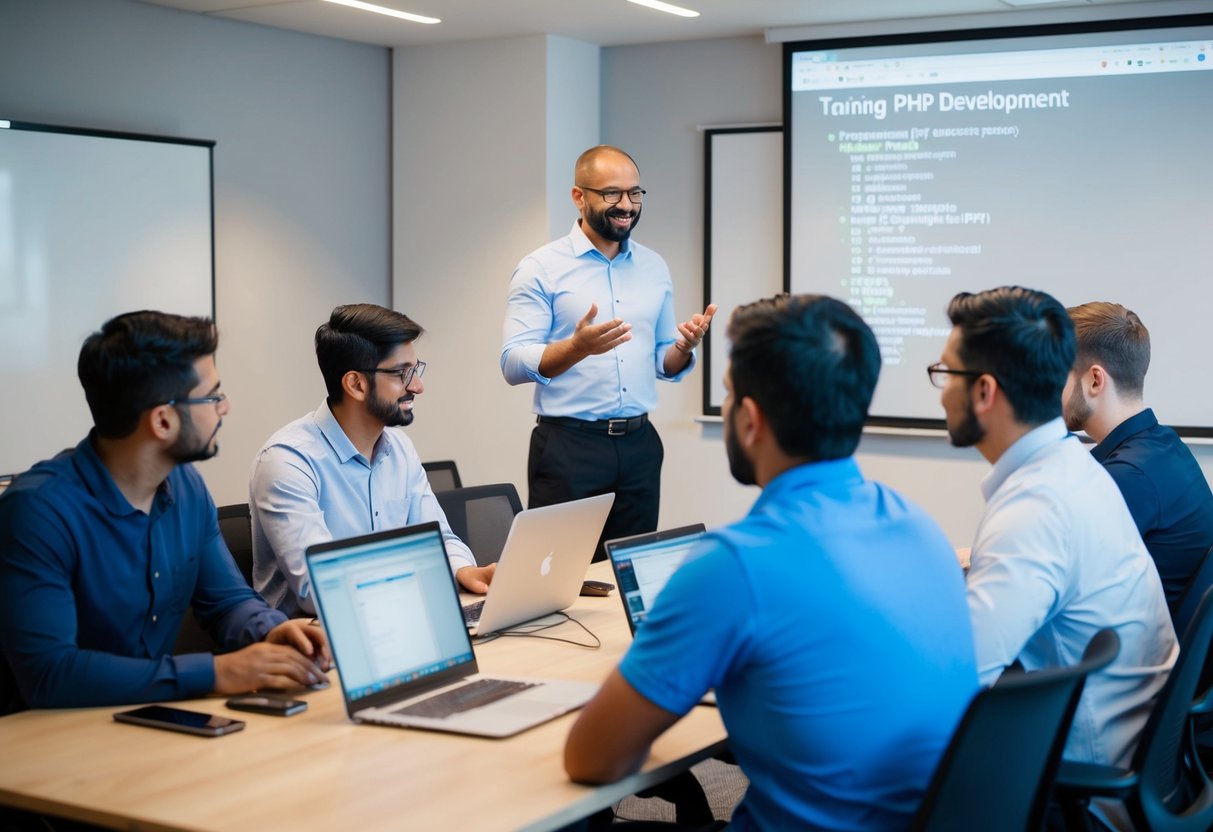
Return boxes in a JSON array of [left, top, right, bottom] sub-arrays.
[[566, 295, 978, 831], [251, 304, 494, 617], [932, 286, 1176, 777]]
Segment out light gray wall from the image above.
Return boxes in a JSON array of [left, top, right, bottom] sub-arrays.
[[0, 0, 391, 505]]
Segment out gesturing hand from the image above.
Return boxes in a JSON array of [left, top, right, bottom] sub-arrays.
[[572, 304, 632, 358], [674, 303, 718, 353]]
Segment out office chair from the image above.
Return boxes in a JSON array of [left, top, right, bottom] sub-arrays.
[[173, 504, 258, 654], [422, 459, 462, 493], [436, 483, 522, 568], [1055, 586, 1213, 832], [910, 629, 1120, 832]]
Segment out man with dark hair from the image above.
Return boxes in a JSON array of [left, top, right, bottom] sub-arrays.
[[566, 295, 977, 830], [1063, 301, 1213, 613], [933, 286, 1175, 775], [251, 304, 492, 617], [501, 145, 715, 559], [0, 311, 330, 716]]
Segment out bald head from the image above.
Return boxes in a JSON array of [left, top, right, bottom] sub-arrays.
[[575, 146, 639, 183]]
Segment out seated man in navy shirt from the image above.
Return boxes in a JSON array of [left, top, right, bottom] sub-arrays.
[[0, 311, 331, 716], [565, 295, 978, 831], [1063, 301, 1213, 615]]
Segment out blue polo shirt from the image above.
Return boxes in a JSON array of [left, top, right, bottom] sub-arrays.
[[0, 435, 286, 715], [1092, 408, 1213, 611], [619, 458, 978, 831]]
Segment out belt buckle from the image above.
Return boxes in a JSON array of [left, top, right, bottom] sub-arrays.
[[607, 418, 627, 436]]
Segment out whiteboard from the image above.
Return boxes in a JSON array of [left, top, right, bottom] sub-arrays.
[[0, 121, 214, 476], [703, 127, 783, 415]]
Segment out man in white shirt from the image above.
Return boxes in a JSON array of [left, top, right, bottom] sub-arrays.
[[251, 304, 494, 617], [931, 286, 1176, 771]]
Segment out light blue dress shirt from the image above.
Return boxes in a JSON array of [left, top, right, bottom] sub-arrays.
[[250, 401, 475, 616], [968, 417, 1177, 769], [500, 221, 693, 420]]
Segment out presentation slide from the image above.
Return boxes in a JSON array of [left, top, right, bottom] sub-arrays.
[[787, 18, 1213, 430]]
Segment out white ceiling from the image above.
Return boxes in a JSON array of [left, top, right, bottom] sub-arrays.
[[135, 0, 1170, 49]]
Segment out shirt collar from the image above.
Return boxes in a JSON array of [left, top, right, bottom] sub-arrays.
[[1092, 407, 1157, 463], [981, 417, 1070, 502], [751, 456, 865, 514], [71, 431, 174, 517], [569, 220, 632, 261], [313, 399, 364, 465]]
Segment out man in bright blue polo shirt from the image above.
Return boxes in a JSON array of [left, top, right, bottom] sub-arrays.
[[1063, 301, 1213, 615], [0, 311, 330, 716], [565, 295, 978, 830], [501, 145, 715, 559]]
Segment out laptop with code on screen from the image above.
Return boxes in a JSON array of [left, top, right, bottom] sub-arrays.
[[604, 524, 707, 634], [306, 522, 597, 738]]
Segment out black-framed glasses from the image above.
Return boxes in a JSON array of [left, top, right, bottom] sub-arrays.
[[164, 392, 227, 410], [363, 361, 426, 387], [926, 362, 990, 389], [577, 186, 646, 205]]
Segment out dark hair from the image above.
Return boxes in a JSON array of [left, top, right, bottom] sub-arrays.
[[77, 310, 219, 439], [947, 287, 1075, 426], [727, 294, 880, 461], [1067, 302, 1150, 397], [315, 304, 424, 401]]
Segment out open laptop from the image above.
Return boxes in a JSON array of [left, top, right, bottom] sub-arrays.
[[605, 524, 716, 707], [462, 492, 614, 636], [306, 522, 598, 738]]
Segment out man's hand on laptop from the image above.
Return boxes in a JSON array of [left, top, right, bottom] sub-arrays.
[[457, 564, 496, 594], [211, 620, 332, 694]]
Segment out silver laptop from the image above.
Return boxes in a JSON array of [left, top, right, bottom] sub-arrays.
[[462, 493, 614, 636], [605, 524, 716, 706], [306, 522, 598, 738]]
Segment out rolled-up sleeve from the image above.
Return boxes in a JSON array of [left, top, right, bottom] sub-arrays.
[[501, 259, 555, 386]]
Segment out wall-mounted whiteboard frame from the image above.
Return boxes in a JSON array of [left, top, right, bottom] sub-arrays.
[[703, 125, 784, 416], [0, 120, 215, 477]]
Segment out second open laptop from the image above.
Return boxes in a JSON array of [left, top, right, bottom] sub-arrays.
[[306, 522, 598, 738], [462, 492, 615, 636], [604, 524, 707, 633]]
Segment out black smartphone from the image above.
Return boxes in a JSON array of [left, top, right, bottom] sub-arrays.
[[113, 705, 245, 737], [225, 695, 307, 716]]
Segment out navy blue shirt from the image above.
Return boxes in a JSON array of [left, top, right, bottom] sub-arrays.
[[0, 435, 286, 715], [1092, 408, 1213, 611]]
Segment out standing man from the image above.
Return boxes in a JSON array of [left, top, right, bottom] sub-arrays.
[[0, 311, 330, 715], [501, 145, 715, 558], [566, 295, 977, 830], [251, 304, 493, 618], [1063, 301, 1213, 614], [933, 286, 1175, 772]]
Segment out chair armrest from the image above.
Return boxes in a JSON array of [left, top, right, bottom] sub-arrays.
[[1053, 760, 1139, 797], [1190, 686, 1213, 717]]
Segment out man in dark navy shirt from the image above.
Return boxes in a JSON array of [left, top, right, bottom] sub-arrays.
[[0, 311, 331, 716], [1063, 302, 1213, 615]]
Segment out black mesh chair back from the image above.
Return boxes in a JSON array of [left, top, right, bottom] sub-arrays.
[[436, 483, 522, 568], [421, 460, 462, 493], [911, 629, 1121, 832], [1173, 546, 1213, 651], [173, 503, 254, 654]]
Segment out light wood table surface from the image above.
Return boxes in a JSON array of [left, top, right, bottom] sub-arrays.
[[0, 562, 727, 832]]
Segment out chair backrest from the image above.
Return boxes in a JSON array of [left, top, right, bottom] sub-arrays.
[[217, 503, 254, 586], [1173, 546, 1213, 643], [910, 629, 1121, 832], [1133, 585, 1213, 832], [422, 459, 462, 493], [435, 483, 522, 567]]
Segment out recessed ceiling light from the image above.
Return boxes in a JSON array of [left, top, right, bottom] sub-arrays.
[[320, 0, 440, 25], [626, 0, 700, 19]]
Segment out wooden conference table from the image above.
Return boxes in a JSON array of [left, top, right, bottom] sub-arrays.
[[0, 562, 728, 832]]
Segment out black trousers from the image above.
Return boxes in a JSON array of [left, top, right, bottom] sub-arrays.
[[528, 420, 663, 561]]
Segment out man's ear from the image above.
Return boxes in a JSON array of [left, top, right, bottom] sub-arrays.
[[145, 404, 178, 442], [970, 373, 999, 416], [1087, 364, 1110, 398], [342, 370, 370, 403], [736, 396, 765, 450]]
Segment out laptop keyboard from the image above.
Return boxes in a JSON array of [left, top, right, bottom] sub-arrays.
[[392, 678, 537, 720], [462, 599, 485, 625]]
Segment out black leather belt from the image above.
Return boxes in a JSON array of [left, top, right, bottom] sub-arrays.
[[538, 414, 649, 437]]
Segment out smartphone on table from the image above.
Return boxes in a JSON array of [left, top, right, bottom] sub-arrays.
[[225, 695, 307, 716], [113, 705, 245, 737]]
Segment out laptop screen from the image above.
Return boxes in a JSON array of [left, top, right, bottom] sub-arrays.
[[309, 525, 473, 703], [606, 525, 706, 631]]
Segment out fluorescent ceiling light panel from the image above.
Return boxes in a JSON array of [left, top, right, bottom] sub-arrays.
[[626, 0, 700, 18], [320, 0, 440, 24], [999, 0, 1080, 6]]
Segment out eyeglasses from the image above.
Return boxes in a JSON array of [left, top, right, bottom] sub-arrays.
[[926, 362, 990, 389], [363, 361, 426, 387], [164, 392, 227, 410], [578, 186, 646, 205]]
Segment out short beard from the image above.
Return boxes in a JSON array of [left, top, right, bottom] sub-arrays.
[[367, 377, 414, 428], [585, 203, 641, 243], [169, 410, 220, 463], [947, 395, 986, 449], [1063, 384, 1093, 433], [725, 407, 757, 486]]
